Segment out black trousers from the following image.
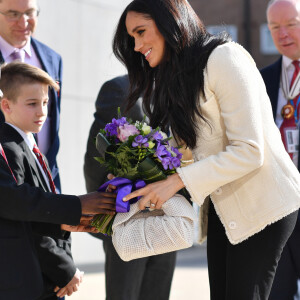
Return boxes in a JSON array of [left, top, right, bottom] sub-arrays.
[[102, 237, 176, 300], [269, 214, 300, 300], [207, 201, 298, 300]]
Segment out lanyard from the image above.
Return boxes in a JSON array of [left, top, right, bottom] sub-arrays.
[[281, 63, 300, 100], [0, 144, 17, 183], [290, 95, 300, 124]]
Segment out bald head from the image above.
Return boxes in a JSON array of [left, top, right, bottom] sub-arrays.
[[267, 0, 300, 60], [268, 0, 300, 14]]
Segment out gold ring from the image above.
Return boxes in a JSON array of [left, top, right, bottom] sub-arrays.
[[150, 203, 156, 207]]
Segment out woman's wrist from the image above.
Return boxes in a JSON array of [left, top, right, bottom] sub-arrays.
[[168, 173, 185, 192]]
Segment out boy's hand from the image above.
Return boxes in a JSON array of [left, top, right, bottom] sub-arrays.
[[61, 215, 99, 233], [78, 191, 116, 215], [61, 224, 98, 233], [54, 268, 84, 297]]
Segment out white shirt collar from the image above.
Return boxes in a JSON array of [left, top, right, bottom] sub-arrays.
[[282, 55, 300, 70], [0, 35, 32, 60]]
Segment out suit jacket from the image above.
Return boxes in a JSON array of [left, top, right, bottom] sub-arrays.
[[0, 124, 76, 299], [259, 57, 282, 121], [0, 37, 63, 191], [176, 42, 300, 244], [0, 159, 80, 299]]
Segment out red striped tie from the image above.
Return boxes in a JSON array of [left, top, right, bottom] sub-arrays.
[[33, 144, 56, 193]]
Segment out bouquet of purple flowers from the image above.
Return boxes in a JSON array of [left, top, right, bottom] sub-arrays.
[[91, 108, 187, 235]]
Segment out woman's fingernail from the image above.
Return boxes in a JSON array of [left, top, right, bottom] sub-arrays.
[[123, 197, 126, 201]]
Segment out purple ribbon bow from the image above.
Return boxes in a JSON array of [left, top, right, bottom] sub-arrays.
[[98, 177, 146, 213]]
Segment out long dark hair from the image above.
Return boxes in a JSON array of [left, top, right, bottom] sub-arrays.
[[113, 0, 229, 148]]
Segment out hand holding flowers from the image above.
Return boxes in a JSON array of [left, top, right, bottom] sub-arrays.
[[123, 172, 185, 210]]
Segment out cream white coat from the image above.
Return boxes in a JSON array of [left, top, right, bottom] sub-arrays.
[[177, 42, 300, 244]]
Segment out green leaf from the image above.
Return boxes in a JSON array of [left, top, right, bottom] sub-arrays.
[[137, 157, 167, 183], [91, 214, 116, 235], [94, 157, 105, 164]]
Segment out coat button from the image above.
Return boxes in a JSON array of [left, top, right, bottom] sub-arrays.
[[215, 188, 222, 195], [229, 221, 237, 229]]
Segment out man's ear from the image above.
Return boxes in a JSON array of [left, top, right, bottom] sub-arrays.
[[0, 98, 12, 114]]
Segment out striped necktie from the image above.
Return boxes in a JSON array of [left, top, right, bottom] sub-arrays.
[[33, 144, 56, 193], [10, 49, 24, 62]]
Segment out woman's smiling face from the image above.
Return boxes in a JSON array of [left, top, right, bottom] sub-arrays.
[[125, 11, 166, 68]]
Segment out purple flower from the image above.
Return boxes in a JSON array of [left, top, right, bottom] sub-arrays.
[[161, 156, 171, 170], [115, 117, 128, 126], [161, 156, 181, 170], [105, 123, 118, 136], [105, 117, 129, 137], [155, 144, 169, 159], [171, 157, 181, 168], [152, 131, 163, 141], [172, 147, 183, 160], [132, 135, 149, 147], [118, 124, 140, 142]]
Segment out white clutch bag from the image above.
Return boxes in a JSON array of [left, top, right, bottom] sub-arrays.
[[112, 194, 197, 261]]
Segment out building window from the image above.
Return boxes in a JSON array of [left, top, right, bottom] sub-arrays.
[[260, 24, 278, 55], [206, 25, 238, 42]]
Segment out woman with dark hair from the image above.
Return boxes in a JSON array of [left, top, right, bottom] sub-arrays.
[[113, 0, 300, 299]]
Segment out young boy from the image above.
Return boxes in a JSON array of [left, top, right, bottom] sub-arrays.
[[0, 61, 82, 300]]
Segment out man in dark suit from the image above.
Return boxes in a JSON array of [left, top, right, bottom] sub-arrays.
[[84, 75, 177, 300], [0, 0, 62, 191], [0, 143, 116, 300], [261, 1, 300, 299]]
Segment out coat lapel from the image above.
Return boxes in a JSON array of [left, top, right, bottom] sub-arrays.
[[31, 38, 53, 76], [269, 58, 281, 118], [1, 124, 50, 192], [24, 146, 51, 192], [261, 57, 282, 119]]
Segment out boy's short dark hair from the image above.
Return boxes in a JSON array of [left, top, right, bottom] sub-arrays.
[[0, 61, 59, 102]]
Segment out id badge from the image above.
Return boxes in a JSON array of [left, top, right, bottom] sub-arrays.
[[284, 127, 299, 153]]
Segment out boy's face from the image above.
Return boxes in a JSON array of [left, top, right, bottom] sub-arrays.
[[4, 82, 48, 134]]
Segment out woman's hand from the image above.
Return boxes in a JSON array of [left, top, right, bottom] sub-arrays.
[[123, 173, 185, 210]]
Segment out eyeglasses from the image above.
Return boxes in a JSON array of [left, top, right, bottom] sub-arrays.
[[0, 9, 39, 22]]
